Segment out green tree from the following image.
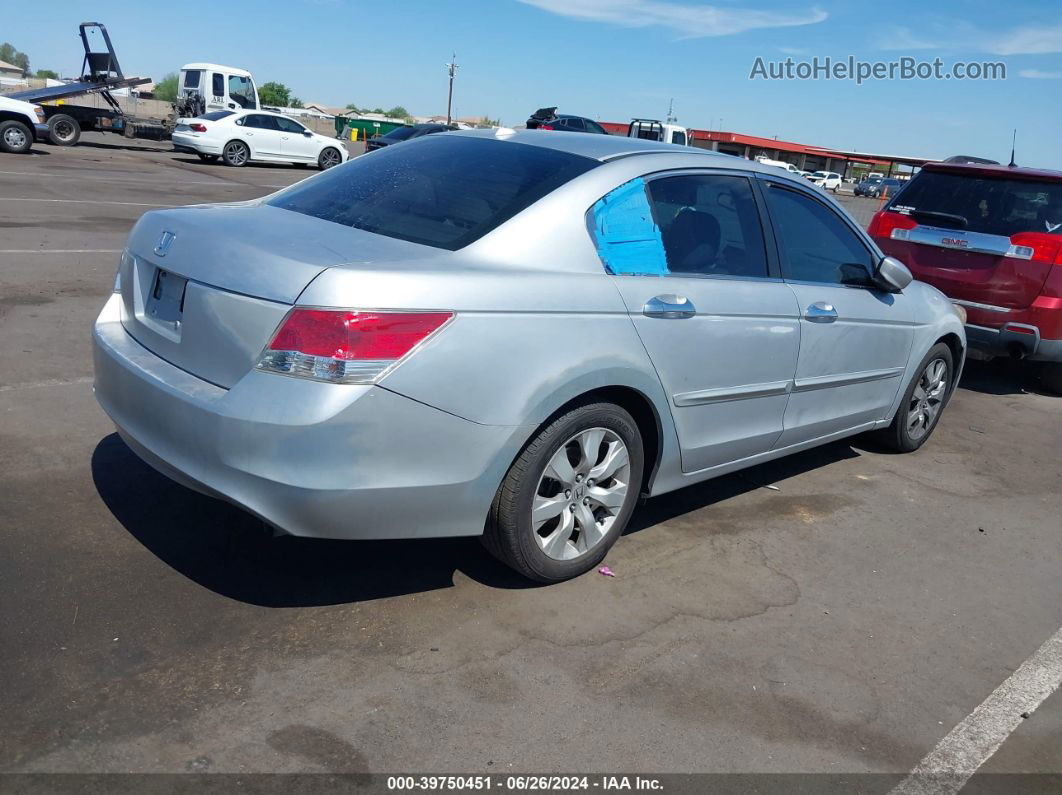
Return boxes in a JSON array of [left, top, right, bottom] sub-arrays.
[[0, 42, 30, 76], [154, 72, 179, 102], [386, 106, 409, 120], [258, 81, 296, 107], [34, 68, 59, 79], [344, 103, 361, 113], [290, 96, 304, 109], [371, 107, 384, 114]]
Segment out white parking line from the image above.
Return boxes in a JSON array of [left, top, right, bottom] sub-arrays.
[[0, 169, 233, 187], [890, 626, 1062, 795], [0, 197, 177, 207], [0, 249, 122, 254]]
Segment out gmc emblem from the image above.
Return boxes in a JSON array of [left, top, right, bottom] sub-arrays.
[[941, 237, 968, 248]]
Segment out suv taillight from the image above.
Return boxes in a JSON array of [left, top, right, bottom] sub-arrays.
[[1007, 232, 1062, 265], [256, 309, 453, 384], [868, 210, 917, 240]]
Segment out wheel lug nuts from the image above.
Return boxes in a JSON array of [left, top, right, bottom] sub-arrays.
[[564, 490, 571, 498], [582, 498, 589, 506], [569, 504, 576, 512]]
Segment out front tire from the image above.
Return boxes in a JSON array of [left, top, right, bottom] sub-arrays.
[[318, 146, 342, 170], [221, 140, 250, 167], [47, 114, 80, 146], [0, 120, 33, 154], [483, 402, 644, 583], [877, 343, 954, 452]]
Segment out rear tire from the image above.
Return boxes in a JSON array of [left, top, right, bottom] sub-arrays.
[[47, 114, 80, 146], [221, 140, 250, 167], [1039, 363, 1062, 396], [0, 120, 33, 154], [483, 402, 644, 583], [877, 343, 954, 452]]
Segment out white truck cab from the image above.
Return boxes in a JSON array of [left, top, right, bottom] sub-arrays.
[[628, 118, 689, 146], [0, 95, 48, 154], [178, 64, 260, 114]]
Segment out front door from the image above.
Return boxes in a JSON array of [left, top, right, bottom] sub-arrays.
[[275, 116, 318, 161], [592, 172, 801, 474], [760, 179, 916, 446]]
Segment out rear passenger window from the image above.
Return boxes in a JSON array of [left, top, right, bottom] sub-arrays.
[[587, 174, 769, 278], [765, 184, 875, 286], [212, 73, 224, 97]]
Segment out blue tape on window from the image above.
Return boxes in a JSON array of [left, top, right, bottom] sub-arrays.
[[590, 178, 668, 275]]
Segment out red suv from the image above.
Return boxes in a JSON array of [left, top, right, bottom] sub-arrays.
[[869, 162, 1062, 393]]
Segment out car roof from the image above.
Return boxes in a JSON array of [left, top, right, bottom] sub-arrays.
[[922, 161, 1062, 183], [447, 128, 731, 163]]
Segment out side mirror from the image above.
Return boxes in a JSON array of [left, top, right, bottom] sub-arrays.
[[877, 255, 913, 292], [303, 130, 313, 137]]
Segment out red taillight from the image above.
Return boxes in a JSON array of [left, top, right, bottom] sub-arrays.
[[1007, 232, 1062, 265], [189, 123, 208, 132], [257, 309, 453, 383], [868, 210, 917, 240], [540, 124, 554, 130]]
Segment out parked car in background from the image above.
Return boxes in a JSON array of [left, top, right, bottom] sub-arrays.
[[526, 107, 609, 134], [627, 118, 689, 146], [172, 110, 347, 169], [93, 130, 964, 583], [870, 161, 1062, 393], [0, 95, 48, 154], [859, 177, 904, 199], [807, 171, 842, 192], [365, 123, 454, 152]]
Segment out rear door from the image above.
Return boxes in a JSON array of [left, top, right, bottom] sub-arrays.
[[760, 179, 915, 445], [592, 171, 801, 473], [240, 114, 284, 158], [873, 169, 1061, 313]]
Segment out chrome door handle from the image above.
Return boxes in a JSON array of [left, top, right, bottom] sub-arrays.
[[805, 301, 838, 322], [643, 294, 696, 319]]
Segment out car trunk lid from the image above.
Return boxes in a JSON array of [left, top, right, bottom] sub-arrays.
[[117, 202, 434, 388]]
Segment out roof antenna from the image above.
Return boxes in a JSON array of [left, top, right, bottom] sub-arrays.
[[1008, 128, 1017, 168], [666, 98, 677, 124]]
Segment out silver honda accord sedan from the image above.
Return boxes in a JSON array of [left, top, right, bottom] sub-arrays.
[[93, 130, 966, 582]]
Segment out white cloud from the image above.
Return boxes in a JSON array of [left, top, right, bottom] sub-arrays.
[[778, 46, 809, 55], [517, 0, 827, 38], [874, 25, 939, 51], [1018, 68, 1062, 79], [990, 24, 1062, 55]]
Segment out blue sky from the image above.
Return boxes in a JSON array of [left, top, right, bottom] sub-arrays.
[[10, 0, 1062, 167]]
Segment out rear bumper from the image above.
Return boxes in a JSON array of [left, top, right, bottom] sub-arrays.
[[92, 294, 528, 539], [964, 323, 1062, 363], [171, 133, 221, 155]]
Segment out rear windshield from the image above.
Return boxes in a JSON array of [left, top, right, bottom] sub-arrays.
[[889, 170, 1062, 236], [199, 110, 235, 121], [383, 126, 415, 140], [268, 135, 598, 250]]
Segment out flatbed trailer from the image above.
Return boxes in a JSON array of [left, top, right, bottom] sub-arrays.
[[6, 22, 174, 145]]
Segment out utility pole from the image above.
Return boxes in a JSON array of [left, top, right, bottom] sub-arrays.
[[666, 98, 676, 124], [445, 53, 459, 126]]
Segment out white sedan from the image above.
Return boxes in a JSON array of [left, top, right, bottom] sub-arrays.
[[172, 110, 348, 169]]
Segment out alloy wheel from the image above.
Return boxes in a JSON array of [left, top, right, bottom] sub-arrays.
[[532, 427, 631, 561], [320, 148, 341, 169], [907, 358, 948, 441], [225, 142, 248, 166]]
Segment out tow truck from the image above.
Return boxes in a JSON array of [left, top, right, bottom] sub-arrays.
[[5, 22, 258, 146], [627, 118, 690, 147]]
